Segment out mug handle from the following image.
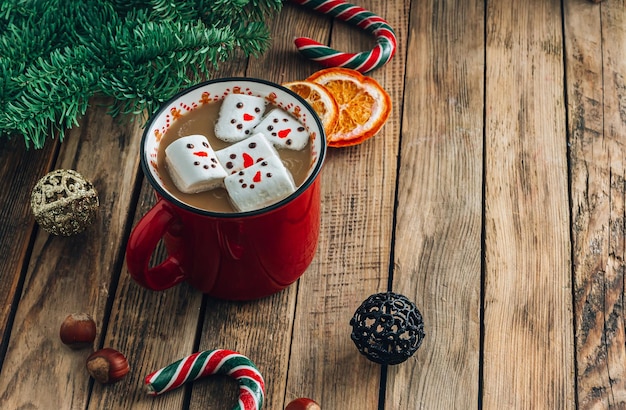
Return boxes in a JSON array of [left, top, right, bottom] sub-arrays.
[[125, 199, 187, 291]]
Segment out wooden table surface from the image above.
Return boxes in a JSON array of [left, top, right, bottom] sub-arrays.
[[1, 0, 625, 409]]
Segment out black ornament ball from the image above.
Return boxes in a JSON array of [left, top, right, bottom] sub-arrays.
[[30, 169, 99, 236], [350, 291, 425, 365]]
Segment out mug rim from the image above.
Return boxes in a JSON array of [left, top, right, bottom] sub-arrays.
[[140, 77, 327, 218]]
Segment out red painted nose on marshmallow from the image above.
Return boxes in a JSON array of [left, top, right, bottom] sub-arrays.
[[252, 108, 311, 150], [215, 133, 280, 176]]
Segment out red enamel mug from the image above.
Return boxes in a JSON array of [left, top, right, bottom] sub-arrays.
[[125, 78, 326, 300]]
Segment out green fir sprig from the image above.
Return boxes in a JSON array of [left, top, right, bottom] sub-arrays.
[[0, 0, 282, 148]]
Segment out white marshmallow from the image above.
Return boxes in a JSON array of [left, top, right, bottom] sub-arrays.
[[165, 135, 227, 194], [215, 133, 280, 175], [224, 155, 296, 212], [214, 93, 267, 142], [252, 108, 310, 150]]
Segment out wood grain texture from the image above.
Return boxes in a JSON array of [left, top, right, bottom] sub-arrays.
[[565, 0, 626, 408], [0, 138, 57, 360], [483, 0, 575, 408], [0, 97, 143, 409], [389, 0, 484, 408]]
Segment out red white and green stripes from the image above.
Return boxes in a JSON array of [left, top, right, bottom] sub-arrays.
[[145, 349, 265, 410], [291, 0, 397, 73]]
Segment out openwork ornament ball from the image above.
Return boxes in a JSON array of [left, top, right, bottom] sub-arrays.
[[30, 169, 99, 236], [350, 291, 425, 365]]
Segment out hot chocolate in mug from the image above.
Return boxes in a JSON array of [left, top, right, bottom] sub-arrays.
[[125, 78, 326, 300]]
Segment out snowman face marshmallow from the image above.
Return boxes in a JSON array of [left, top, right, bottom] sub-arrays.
[[224, 155, 296, 212], [215, 133, 280, 175], [165, 134, 227, 194], [253, 108, 310, 150], [214, 93, 267, 143]]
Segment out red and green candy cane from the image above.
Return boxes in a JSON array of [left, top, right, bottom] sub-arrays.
[[145, 349, 265, 410], [291, 0, 397, 73]]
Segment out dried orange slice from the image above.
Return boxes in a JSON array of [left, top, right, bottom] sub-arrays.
[[283, 80, 339, 138], [306, 67, 392, 147]]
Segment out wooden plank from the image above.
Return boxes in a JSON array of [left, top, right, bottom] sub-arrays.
[[0, 97, 144, 408], [283, 0, 405, 408], [0, 138, 57, 360], [483, 0, 575, 408], [388, 0, 484, 408], [565, 0, 626, 408]]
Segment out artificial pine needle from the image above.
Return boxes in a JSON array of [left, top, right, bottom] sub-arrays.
[[0, 0, 282, 148]]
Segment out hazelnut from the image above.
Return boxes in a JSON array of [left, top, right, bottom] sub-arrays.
[[59, 313, 96, 349], [285, 398, 321, 410], [86, 348, 130, 384]]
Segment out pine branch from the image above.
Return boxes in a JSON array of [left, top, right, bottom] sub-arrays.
[[99, 20, 238, 117], [0, 0, 283, 148], [1, 45, 99, 148]]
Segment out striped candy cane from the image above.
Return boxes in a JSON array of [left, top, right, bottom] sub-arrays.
[[291, 0, 397, 73], [145, 349, 265, 410]]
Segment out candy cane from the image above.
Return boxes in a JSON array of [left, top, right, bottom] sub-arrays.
[[291, 0, 397, 73], [145, 349, 265, 410]]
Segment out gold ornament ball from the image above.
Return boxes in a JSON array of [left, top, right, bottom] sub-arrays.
[[30, 169, 99, 236]]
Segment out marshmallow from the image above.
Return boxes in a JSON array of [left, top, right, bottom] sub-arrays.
[[224, 155, 296, 212], [215, 133, 280, 175], [214, 93, 267, 142], [165, 135, 227, 194], [252, 108, 310, 150]]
